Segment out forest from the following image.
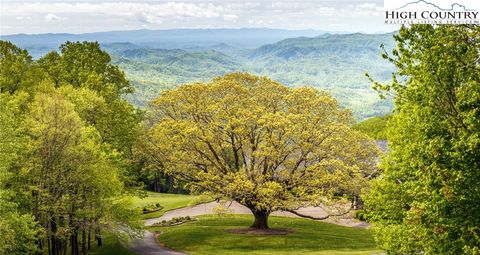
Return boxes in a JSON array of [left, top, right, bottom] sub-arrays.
[[0, 40, 143, 254], [4, 30, 396, 120], [1, 24, 479, 255]]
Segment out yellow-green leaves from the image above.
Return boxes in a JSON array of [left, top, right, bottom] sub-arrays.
[[144, 73, 379, 214]]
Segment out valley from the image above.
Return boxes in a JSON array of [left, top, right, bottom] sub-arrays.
[[3, 29, 396, 119]]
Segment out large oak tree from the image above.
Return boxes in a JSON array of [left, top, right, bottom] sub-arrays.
[[143, 73, 379, 229]]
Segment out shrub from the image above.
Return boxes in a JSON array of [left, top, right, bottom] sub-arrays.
[[141, 203, 163, 214], [153, 216, 196, 227], [354, 210, 366, 221]]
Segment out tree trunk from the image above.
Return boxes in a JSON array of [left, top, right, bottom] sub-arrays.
[[50, 214, 57, 255], [353, 195, 364, 210], [95, 229, 102, 247], [47, 235, 51, 255], [71, 232, 79, 255], [96, 235, 102, 247], [88, 229, 91, 251], [94, 219, 102, 247], [251, 210, 270, 229], [58, 216, 65, 255], [81, 229, 86, 255], [166, 175, 174, 193]]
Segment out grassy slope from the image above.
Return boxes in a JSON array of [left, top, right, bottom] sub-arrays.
[[91, 233, 135, 255], [132, 192, 211, 219], [113, 33, 396, 119], [151, 215, 380, 255], [92, 192, 209, 255], [92, 193, 378, 254]]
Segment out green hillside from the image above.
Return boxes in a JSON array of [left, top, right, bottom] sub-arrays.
[[108, 33, 396, 119], [112, 48, 242, 107]]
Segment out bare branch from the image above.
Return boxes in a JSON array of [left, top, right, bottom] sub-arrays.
[[285, 200, 354, 220]]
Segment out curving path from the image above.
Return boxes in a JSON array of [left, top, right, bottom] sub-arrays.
[[145, 201, 369, 228], [131, 201, 369, 255], [129, 231, 186, 255]]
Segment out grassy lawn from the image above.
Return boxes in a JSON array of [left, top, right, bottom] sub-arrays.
[[93, 193, 378, 255], [92, 192, 210, 255], [150, 215, 380, 255], [130, 191, 211, 219], [91, 232, 135, 255]]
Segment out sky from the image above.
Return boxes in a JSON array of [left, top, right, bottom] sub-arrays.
[[0, 0, 400, 35]]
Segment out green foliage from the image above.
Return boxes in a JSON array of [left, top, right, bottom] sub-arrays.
[[0, 93, 26, 173], [130, 192, 212, 219], [353, 210, 366, 221], [37, 41, 142, 158], [248, 33, 395, 91], [90, 232, 136, 255], [364, 25, 480, 254], [41, 41, 133, 96], [0, 206, 38, 255], [153, 216, 195, 227], [0, 40, 142, 254], [142, 203, 163, 214], [20, 91, 140, 251], [4, 32, 397, 119], [0, 41, 45, 94], [107, 33, 396, 119], [150, 215, 378, 255], [143, 72, 379, 228], [0, 93, 39, 255], [353, 115, 391, 140]]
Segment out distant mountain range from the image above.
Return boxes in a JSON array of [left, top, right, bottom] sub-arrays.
[[1, 28, 333, 57], [1, 29, 396, 119]]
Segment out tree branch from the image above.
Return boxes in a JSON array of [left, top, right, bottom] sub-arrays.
[[285, 200, 354, 220]]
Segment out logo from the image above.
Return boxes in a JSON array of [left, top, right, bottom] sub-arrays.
[[384, 0, 479, 24]]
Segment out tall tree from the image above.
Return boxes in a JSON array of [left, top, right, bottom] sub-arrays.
[[364, 25, 480, 254], [0, 93, 38, 255], [1, 41, 142, 253], [143, 73, 379, 229], [38, 41, 141, 158], [0, 41, 45, 94], [18, 92, 139, 255]]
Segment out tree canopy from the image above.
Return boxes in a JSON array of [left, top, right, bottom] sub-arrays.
[[353, 115, 391, 140], [0, 40, 142, 254], [364, 24, 480, 254], [142, 72, 379, 229]]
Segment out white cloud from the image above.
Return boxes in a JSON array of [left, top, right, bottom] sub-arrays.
[[316, 6, 336, 16], [355, 2, 383, 12], [44, 13, 63, 21], [223, 14, 238, 21], [357, 3, 378, 9], [6, 2, 230, 20], [136, 13, 163, 24], [244, 2, 261, 8], [0, 1, 397, 35], [15, 16, 31, 20]]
